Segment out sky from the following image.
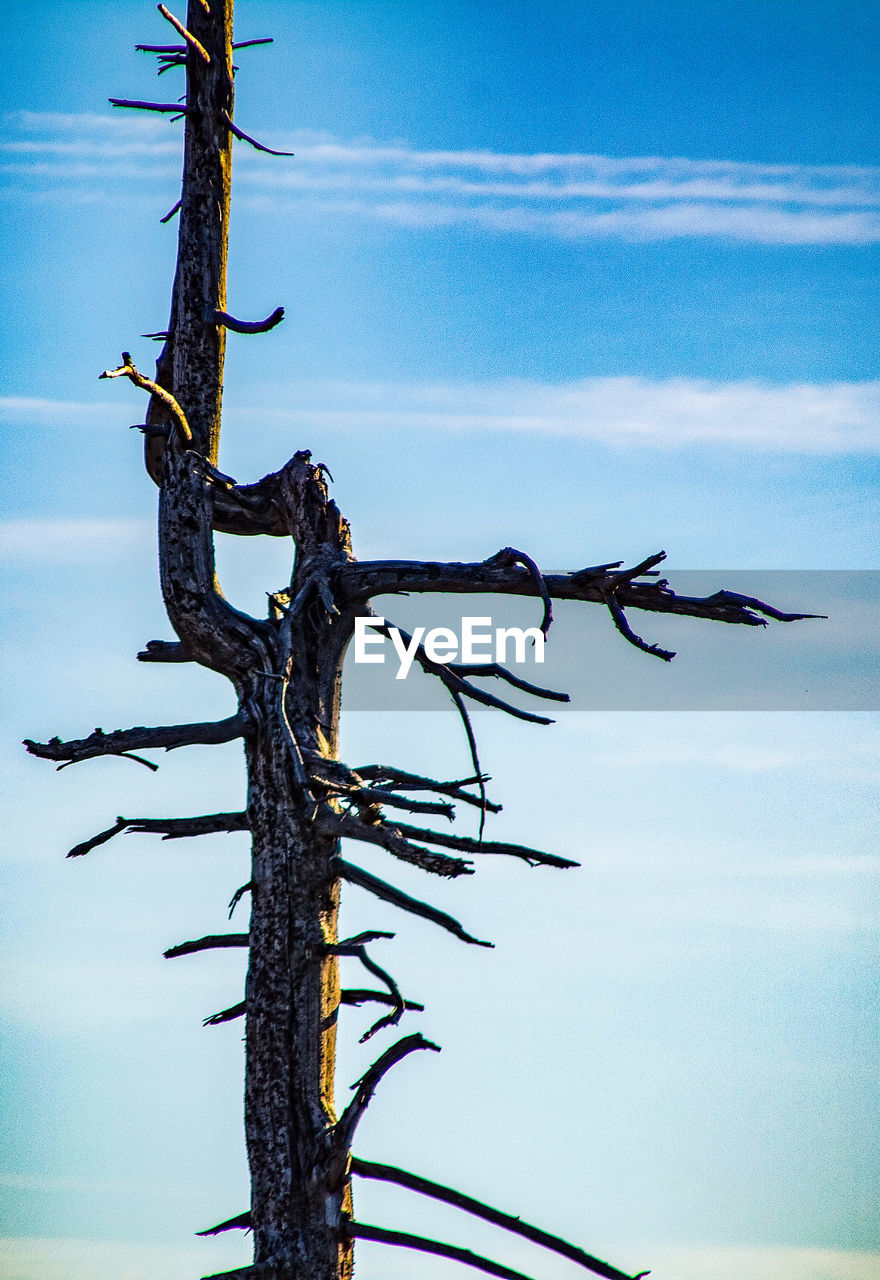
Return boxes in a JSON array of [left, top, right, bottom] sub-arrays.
[[0, 2, 878, 1279]]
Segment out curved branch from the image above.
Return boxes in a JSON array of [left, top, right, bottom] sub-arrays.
[[447, 661, 569, 702], [350, 1159, 643, 1280], [100, 352, 192, 442], [328, 933, 407, 1042], [345, 1221, 536, 1280], [212, 306, 285, 333], [488, 546, 553, 637], [220, 109, 294, 156], [24, 713, 249, 770], [333, 1033, 440, 1159], [335, 858, 493, 946], [341, 989, 424, 1012]]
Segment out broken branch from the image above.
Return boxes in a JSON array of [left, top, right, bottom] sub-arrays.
[[204, 1001, 246, 1026], [164, 933, 248, 959], [327, 932, 407, 1041], [197, 1212, 252, 1236]]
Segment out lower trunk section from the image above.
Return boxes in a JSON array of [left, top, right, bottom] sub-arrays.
[[244, 735, 353, 1280]]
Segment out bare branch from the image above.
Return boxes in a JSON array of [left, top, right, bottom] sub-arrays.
[[212, 306, 285, 333], [340, 555, 822, 633], [335, 858, 493, 947], [137, 639, 194, 662], [160, 198, 182, 223], [386, 823, 579, 870], [333, 1033, 440, 1158], [374, 622, 555, 725], [136, 42, 188, 52], [447, 661, 569, 703], [232, 38, 274, 50], [345, 1221, 537, 1280], [219, 109, 294, 156], [319, 810, 473, 878], [100, 352, 192, 443], [204, 1001, 246, 1026], [201, 1264, 276, 1280], [24, 713, 249, 770], [341, 989, 424, 1012], [488, 546, 553, 637], [196, 1212, 251, 1235], [603, 592, 675, 662], [157, 4, 211, 63], [109, 97, 190, 114], [164, 933, 248, 959], [350, 1159, 644, 1280], [327, 932, 407, 1041], [355, 766, 502, 813], [228, 881, 253, 916], [67, 811, 247, 857]]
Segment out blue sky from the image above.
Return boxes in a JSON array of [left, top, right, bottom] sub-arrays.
[[1, 2, 878, 1279]]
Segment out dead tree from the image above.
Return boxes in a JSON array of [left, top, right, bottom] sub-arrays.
[[24, 4, 816, 1279]]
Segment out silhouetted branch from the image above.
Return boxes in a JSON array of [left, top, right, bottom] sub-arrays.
[[212, 306, 285, 333], [603, 591, 675, 661], [341, 554, 823, 644], [387, 823, 578, 870], [327, 931, 407, 1041], [447, 661, 569, 702], [109, 97, 190, 113], [333, 1034, 440, 1159], [25, 713, 249, 770], [219, 109, 294, 155], [341, 989, 424, 1012], [204, 1001, 246, 1026], [350, 1159, 645, 1280], [137, 639, 194, 662], [160, 199, 182, 223], [355, 766, 502, 813], [319, 810, 473, 878], [335, 858, 493, 947], [197, 1212, 252, 1235], [487, 546, 553, 637], [345, 1221, 536, 1280], [164, 934, 248, 959]]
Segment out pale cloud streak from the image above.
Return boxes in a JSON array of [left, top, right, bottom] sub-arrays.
[[5, 113, 880, 245], [4, 374, 880, 450]]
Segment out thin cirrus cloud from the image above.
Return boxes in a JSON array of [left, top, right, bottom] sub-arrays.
[[2, 374, 880, 450], [4, 113, 880, 245]]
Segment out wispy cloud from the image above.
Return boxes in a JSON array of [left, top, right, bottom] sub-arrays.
[[0, 518, 151, 558], [5, 113, 880, 245], [4, 374, 880, 451]]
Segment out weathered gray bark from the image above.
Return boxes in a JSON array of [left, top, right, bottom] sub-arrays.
[[24, 5, 818, 1279]]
